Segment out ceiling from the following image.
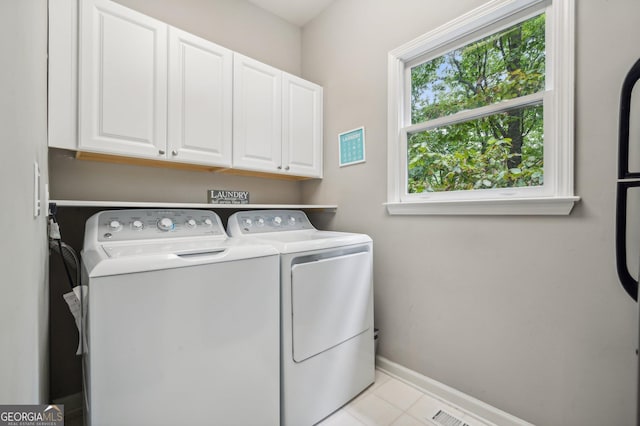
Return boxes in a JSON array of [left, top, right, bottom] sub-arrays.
[[247, 0, 336, 26]]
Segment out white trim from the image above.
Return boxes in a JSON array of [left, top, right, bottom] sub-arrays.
[[551, 0, 575, 197], [387, 54, 404, 204], [376, 356, 535, 426], [388, 0, 549, 63], [385, 196, 579, 215], [387, 0, 576, 216]]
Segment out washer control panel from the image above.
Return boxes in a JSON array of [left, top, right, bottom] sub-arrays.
[[96, 209, 225, 241], [227, 210, 315, 235]]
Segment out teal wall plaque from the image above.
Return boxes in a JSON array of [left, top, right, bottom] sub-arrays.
[[338, 127, 366, 167]]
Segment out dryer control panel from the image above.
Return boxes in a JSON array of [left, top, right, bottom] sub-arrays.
[[95, 209, 225, 242], [227, 210, 315, 235]]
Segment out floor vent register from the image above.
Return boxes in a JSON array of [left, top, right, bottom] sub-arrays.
[[432, 409, 471, 426]]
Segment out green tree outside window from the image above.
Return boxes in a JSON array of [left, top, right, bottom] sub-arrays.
[[408, 13, 545, 193]]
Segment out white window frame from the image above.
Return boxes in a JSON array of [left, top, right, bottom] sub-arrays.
[[386, 0, 579, 215]]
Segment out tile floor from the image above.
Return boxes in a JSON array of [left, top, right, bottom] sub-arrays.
[[63, 369, 489, 426], [318, 370, 489, 426]]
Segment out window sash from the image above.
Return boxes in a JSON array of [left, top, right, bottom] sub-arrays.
[[405, 11, 546, 126], [399, 100, 552, 202], [402, 91, 544, 136]]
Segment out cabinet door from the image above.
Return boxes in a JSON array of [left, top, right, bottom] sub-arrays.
[[48, 0, 77, 150], [282, 73, 323, 178], [79, 0, 167, 158], [168, 27, 232, 167], [233, 53, 282, 173]]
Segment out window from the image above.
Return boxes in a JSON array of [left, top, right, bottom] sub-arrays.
[[386, 0, 578, 215]]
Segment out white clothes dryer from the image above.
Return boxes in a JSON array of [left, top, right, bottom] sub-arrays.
[[81, 209, 280, 426], [227, 210, 375, 426]]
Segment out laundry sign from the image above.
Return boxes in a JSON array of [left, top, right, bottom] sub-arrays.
[[338, 127, 366, 167], [208, 190, 250, 204]]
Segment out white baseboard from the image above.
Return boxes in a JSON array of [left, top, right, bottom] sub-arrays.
[[375, 356, 534, 426]]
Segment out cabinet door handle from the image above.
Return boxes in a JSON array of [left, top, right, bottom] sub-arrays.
[[172, 150, 178, 156], [285, 166, 290, 171], [277, 166, 282, 170], [158, 149, 165, 155]]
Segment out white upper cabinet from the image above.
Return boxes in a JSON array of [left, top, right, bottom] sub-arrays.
[[52, 0, 322, 177], [233, 54, 283, 173], [168, 27, 233, 167], [79, 0, 168, 158], [233, 53, 323, 178], [78, 0, 232, 167], [48, 0, 77, 151], [283, 73, 323, 178]]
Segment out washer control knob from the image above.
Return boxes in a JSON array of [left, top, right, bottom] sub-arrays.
[[243, 218, 253, 228], [203, 218, 213, 226], [131, 220, 144, 231], [108, 220, 122, 231], [256, 217, 265, 227], [287, 216, 296, 226], [273, 216, 282, 226], [186, 219, 197, 229], [157, 217, 174, 231]]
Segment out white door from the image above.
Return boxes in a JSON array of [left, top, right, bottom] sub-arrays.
[[291, 251, 372, 362], [283, 73, 323, 178], [168, 27, 232, 167], [233, 53, 283, 173], [79, 0, 167, 158]]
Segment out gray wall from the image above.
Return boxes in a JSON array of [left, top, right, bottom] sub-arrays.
[[49, 0, 305, 204], [115, 0, 301, 75], [0, 0, 49, 403], [49, 149, 304, 205], [302, 0, 639, 425]]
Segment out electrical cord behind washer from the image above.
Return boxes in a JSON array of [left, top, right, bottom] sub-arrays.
[[48, 204, 79, 290]]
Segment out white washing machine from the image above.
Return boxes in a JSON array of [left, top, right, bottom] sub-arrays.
[[81, 209, 280, 426], [227, 210, 375, 425]]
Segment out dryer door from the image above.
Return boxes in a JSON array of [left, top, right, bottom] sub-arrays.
[[291, 250, 372, 362]]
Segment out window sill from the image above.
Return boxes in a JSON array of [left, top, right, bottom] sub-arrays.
[[385, 196, 580, 216]]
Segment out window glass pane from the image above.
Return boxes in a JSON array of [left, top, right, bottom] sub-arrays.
[[407, 104, 543, 193], [411, 13, 545, 124]]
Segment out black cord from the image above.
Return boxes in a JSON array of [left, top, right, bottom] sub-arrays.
[[57, 238, 76, 290], [49, 205, 76, 290]]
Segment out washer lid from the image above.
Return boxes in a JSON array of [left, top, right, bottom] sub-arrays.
[[227, 210, 372, 253], [83, 240, 278, 277], [102, 239, 228, 258], [247, 230, 371, 253]]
